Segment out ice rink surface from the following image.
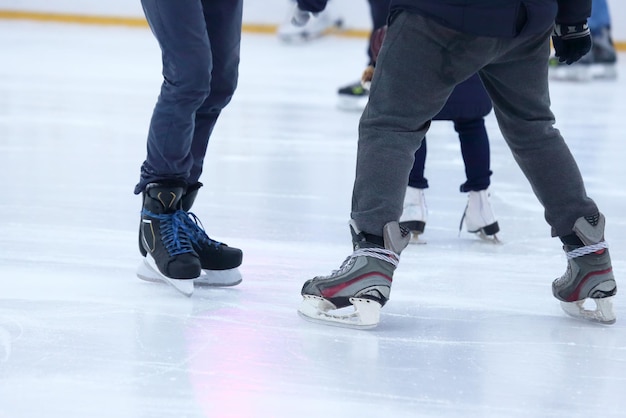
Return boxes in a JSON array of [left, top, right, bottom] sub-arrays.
[[1, 20, 626, 418]]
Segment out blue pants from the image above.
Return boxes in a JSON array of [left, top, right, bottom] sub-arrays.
[[589, 0, 611, 34], [366, 0, 391, 65], [409, 118, 492, 192], [135, 0, 243, 194]]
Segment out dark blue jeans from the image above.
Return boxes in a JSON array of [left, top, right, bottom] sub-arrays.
[[135, 0, 243, 194]]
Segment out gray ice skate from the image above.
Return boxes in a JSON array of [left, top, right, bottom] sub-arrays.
[[553, 213, 617, 324], [298, 220, 410, 329]]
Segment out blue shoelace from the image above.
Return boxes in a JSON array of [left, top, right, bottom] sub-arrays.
[[183, 212, 223, 249], [142, 209, 195, 256]]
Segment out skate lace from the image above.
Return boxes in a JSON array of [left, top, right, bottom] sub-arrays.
[[329, 247, 399, 277], [182, 212, 223, 248], [144, 209, 195, 256], [566, 242, 608, 259]]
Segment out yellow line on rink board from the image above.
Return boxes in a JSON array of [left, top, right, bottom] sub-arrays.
[[0, 9, 370, 38], [0, 9, 623, 49]]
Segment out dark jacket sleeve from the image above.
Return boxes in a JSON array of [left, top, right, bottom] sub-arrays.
[[296, 0, 328, 13], [555, 0, 592, 24]]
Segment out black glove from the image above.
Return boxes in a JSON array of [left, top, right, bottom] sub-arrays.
[[552, 22, 592, 65]]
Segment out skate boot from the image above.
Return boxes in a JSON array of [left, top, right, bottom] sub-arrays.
[[277, 2, 343, 43], [298, 220, 410, 329], [180, 183, 243, 287], [137, 182, 201, 296], [337, 80, 369, 111], [459, 190, 500, 241], [399, 186, 427, 243], [549, 51, 594, 82], [589, 27, 618, 80], [553, 213, 617, 324], [549, 27, 617, 82]]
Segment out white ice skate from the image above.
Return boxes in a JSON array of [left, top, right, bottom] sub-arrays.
[[399, 186, 428, 244], [459, 190, 500, 242], [277, 3, 343, 43]]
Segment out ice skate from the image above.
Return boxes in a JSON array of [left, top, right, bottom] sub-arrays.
[[459, 190, 500, 242], [399, 186, 427, 244], [553, 213, 617, 324], [182, 213, 243, 287], [337, 80, 369, 111], [181, 183, 243, 287], [549, 27, 617, 82], [137, 182, 201, 297], [298, 220, 410, 329], [277, 3, 342, 43]]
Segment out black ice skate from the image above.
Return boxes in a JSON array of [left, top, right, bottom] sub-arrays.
[[337, 80, 369, 111], [181, 183, 243, 287], [137, 182, 201, 296]]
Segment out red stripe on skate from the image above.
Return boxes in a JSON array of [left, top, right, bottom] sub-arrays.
[[320, 272, 392, 298], [567, 267, 613, 302]]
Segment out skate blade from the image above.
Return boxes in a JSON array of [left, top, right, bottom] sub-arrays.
[[408, 231, 426, 245], [195, 268, 242, 287], [549, 66, 592, 82], [337, 96, 368, 112], [136, 258, 195, 297], [297, 295, 381, 329], [476, 231, 501, 244], [277, 19, 343, 43], [560, 296, 616, 325]]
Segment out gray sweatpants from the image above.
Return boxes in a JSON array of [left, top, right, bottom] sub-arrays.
[[352, 11, 598, 238]]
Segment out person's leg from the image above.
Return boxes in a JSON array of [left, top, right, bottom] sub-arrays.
[[400, 139, 428, 240], [480, 30, 598, 237], [135, 0, 213, 194], [188, 0, 243, 185], [454, 118, 498, 238], [588, 0, 611, 34], [337, 0, 390, 111], [180, 0, 244, 283], [367, 0, 391, 63], [352, 11, 488, 236], [455, 118, 491, 192], [408, 138, 428, 189], [480, 30, 615, 322], [298, 12, 497, 327]]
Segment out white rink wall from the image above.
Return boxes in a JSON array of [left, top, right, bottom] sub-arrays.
[[0, 0, 624, 42]]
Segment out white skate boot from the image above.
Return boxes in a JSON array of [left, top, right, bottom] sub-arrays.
[[399, 186, 427, 243], [277, 2, 343, 43], [460, 190, 500, 241]]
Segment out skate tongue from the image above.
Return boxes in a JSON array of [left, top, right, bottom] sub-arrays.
[[383, 222, 410, 254]]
